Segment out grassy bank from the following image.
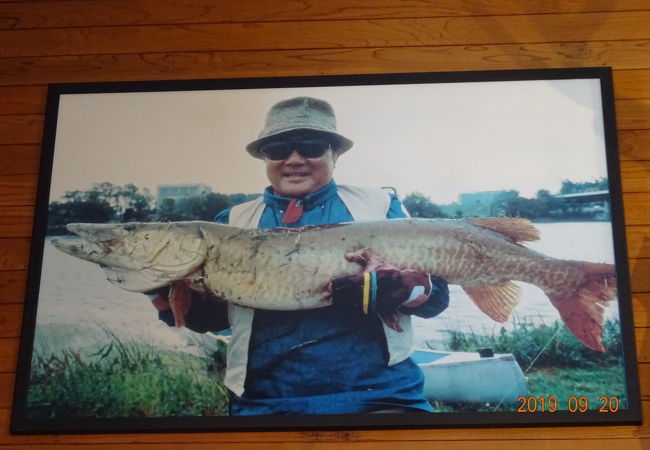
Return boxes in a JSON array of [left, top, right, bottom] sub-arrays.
[[27, 333, 229, 419], [27, 319, 628, 417], [430, 318, 628, 412]]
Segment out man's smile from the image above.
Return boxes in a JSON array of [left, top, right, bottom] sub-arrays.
[[283, 171, 310, 178]]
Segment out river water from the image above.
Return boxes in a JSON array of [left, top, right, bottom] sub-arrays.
[[32, 221, 622, 355]]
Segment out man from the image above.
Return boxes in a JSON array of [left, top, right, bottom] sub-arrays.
[[148, 96, 449, 415]]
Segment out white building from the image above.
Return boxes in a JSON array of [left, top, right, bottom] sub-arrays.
[[156, 183, 212, 209]]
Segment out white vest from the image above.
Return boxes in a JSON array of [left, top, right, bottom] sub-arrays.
[[224, 184, 414, 396]]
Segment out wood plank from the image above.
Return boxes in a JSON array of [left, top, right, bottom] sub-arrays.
[[0, 303, 21, 338], [0, 86, 45, 115], [636, 326, 650, 363], [1, 41, 650, 87], [0, 208, 33, 238], [0, 373, 13, 409], [620, 161, 650, 192], [624, 193, 650, 225], [4, 12, 650, 58], [0, 338, 18, 372], [0, 239, 30, 271], [1, 0, 650, 29], [619, 130, 650, 161], [630, 260, 650, 293], [631, 295, 648, 328], [0, 115, 42, 145], [0, 271, 25, 304], [0, 146, 40, 176], [0, 175, 36, 206], [616, 99, 650, 130], [626, 226, 650, 259], [614, 70, 650, 100]]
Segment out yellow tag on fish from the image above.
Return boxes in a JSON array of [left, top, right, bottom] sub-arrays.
[[362, 272, 371, 314]]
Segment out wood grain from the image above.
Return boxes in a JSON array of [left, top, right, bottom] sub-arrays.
[[0, 86, 46, 115], [1, 41, 650, 86], [0, 208, 33, 238], [629, 260, 650, 293], [616, 99, 650, 130], [0, 175, 36, 206], [0, 304, 21, 338], [4, 12, 650, 58], [619, 130, 650, 161], [626, 226, 650, 259], [0, 338, 17, 373], [614, 70, 650, 100], [0, 271, 25, 303], [0, 146, 40, 176], [2, 0, 650, 29], [0, 116, 42, 145], [0, 239, 30, 271]]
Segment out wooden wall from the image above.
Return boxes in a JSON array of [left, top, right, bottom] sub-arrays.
[[1, 1, 649, 448]]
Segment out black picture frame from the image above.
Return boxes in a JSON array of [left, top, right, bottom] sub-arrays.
[[11, 67, 642, 433]]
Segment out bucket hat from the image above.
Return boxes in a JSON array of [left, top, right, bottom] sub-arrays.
[[246, 96, 353, 159]]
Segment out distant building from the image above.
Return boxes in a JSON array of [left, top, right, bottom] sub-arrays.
[[551, 189, 610, 220], [459, 190, 516, 205], [156, 183, 212, 209]]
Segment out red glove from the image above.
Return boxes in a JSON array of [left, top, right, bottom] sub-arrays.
[[330, 269, 433, 332], [146, 280, 192, 328]]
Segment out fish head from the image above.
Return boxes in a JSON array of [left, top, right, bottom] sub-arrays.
[[51, 222, 209, 292]]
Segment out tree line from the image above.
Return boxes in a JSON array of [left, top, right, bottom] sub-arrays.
[[47, 178, 609, 234], [402, 178, 609, 220], [47, 182, 259, 235]]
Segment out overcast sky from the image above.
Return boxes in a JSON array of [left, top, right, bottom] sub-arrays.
[[49, 78, 609, 205]]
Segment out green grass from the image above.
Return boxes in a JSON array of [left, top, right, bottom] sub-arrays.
[[27, 332, 229, 419], [27, 319, 629, 417], [426, 318, 628, 413], [526, 365, 628, 411], [438, 318, 624, 370]]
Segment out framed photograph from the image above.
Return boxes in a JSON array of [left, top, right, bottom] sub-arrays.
[[12, 68, 641, 433]]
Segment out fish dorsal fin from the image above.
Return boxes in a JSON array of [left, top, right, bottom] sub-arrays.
[[463, 281, 521, 323], [467, 218, 540, 243]]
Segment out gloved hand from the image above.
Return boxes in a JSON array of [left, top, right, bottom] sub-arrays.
[[144, 280, 192, 328], [330, 269, 434, 332]]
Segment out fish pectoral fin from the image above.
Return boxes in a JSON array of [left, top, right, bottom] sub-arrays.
[[463, 281, 521, 323], [467, 217, 540, 243]]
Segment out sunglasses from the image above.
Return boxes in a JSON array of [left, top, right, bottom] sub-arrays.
[[260, 140, 332, 161]]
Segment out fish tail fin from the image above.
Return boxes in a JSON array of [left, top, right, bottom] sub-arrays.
[[548, 261, 617, 352]]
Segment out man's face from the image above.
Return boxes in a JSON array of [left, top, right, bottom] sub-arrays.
[[263, 136, 338, 198]]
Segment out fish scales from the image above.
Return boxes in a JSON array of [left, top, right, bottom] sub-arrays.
[[52, 218, 618, 351]]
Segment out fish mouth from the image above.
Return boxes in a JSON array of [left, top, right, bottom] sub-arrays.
[[51, 236, 106, 264]]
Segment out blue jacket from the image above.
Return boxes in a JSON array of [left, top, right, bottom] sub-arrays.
[[159, 180, 449, 415]]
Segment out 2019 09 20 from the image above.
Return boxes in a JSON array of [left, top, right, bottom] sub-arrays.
[[517, 396, 620, 413]]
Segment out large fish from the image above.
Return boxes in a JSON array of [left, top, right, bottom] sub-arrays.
[[51, 218, 617, 351]]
